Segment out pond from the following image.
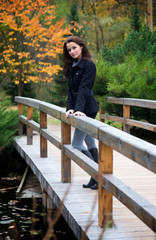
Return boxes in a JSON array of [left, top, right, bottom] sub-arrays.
[[0, 177, 77, 240]]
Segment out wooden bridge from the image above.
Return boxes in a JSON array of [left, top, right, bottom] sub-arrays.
[[14, 96, 156, 240]]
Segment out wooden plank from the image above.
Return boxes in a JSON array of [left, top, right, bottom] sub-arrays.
[[61, 112, 102, 139], [61, 122, 71, 183], [102, 174, 156, 232], [18, 103, 23, 136], [41, 129, 61, 149], [99, 125, 156, 173], [126, 119, 156, 132], [39, 102, 63, 120], [123, 104, 130, 133], [63, 144, 98, 180], [100, 114, 124, 123], [27, 106, 33, 145], [40, 111, 47, 157], [98, 142, 113, 227], [13, 135, 156, 240], [107, 97, 156, 109], [63, 144, 156, 232]]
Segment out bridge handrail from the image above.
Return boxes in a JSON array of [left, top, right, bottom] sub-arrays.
[[15, 96, 156, 232], [100, 97, 156, 133]]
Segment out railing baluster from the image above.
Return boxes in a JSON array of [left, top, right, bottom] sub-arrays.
[[61, 121, 71, 183], [40, 111, 47, 157], [98, 141, 113, 228], [18, 103, 23, 136], [27, 106, 33, 145], [123, 104, 130, 133]]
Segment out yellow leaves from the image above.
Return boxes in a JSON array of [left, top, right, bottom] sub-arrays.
[[0, 0, 72, 86], [38, 64, 62, 77], [15, 80, 19, 85], [18, 52, 30, 59]]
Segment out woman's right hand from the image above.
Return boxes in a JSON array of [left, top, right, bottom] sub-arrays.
[[66, 109, 74, 119]]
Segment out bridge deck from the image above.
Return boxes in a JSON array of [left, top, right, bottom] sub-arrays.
[[14, 123, 156, 240]]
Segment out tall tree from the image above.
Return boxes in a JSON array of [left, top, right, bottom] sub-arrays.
[[0, 0, 71, 96]]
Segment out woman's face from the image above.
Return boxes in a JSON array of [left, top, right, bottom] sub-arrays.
[[66, 41, 83, 61]]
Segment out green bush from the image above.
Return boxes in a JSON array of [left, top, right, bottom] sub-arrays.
[[0, 93, 18, 152], [107, 55, 156, 100], [95, 55, 156, 124], [100, 26, 156, 64]]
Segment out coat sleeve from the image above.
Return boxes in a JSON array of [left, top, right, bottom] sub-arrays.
[[74, 61, 96, 113], [66, 86, 74, 111]]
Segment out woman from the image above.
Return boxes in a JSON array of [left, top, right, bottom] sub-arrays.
[[63, 36, 99, 190]]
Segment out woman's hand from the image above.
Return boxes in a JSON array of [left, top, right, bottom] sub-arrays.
[[73, 111, 86, 117], [66, 109, 74, 119]]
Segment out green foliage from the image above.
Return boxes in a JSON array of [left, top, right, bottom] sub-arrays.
[[100, 26, 156, 64], [47, 55, 68, 107], [107, 55, 156, 100], [94, 59, 109, 96], [95, 55, 156, 124], [131, 5, 142, 31], [2, 81, 36, 104], [0, 93, 18, 152]]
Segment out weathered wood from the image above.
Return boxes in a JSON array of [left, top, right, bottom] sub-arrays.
[[19, 116, 40, 132], [61, 112, 101, 139], [13, 135, 156, 239], [61, 122, 71, 183], [27, 106, 33, 145], [123, 104, 130, 133], [42, 188, 47, 208], [14, 96, 156, 235], [102, 174, 156, 233], [98, 142, 113, 227], [41, 129, 61, 150], [40, 111, 47, 157], [99, 108, 105, 123], [64, 144, 98, 180], [107, 97, 156, 109], [18, 103, 23, 135], [99, 125, 156, 174], [100, 114, 156, 132], [39, 102, 63, 120]]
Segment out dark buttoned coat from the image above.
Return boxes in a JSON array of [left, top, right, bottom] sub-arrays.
[[66, 58, 99, 116]]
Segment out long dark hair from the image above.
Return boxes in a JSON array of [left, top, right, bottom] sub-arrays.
[[63, 36, 92, 78]]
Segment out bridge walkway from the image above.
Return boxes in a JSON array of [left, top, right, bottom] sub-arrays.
[[14, 122, 156, 240]]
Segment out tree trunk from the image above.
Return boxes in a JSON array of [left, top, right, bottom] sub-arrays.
[[147, 0, 153, 31]]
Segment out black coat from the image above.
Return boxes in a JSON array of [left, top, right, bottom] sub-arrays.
[[66, 59, 99, 116]]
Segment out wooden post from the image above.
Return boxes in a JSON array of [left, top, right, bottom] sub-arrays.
[[61, 121, 71, 183], [27, 106, 33, 145], [98, 141, 113, 228], [99, 108, 104, 123], [123, 104, 130, 133], [18, 103, 23, 136], [40, 111, 47, 157]]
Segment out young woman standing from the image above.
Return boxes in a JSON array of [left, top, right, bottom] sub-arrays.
[[63, 36, 99, 190]]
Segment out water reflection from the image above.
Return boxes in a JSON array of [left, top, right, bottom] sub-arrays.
[[0, 177, 77, 240]]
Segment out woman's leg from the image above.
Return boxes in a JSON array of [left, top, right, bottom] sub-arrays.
[[72, 128, 93, 158]]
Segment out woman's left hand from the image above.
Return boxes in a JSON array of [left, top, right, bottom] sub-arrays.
[[73, 111, 86, 116]]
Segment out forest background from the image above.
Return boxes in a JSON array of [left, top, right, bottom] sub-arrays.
[[0, 0, 156, 162]]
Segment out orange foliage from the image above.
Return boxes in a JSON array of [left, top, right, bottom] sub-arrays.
[[0, 0, 71, 92]]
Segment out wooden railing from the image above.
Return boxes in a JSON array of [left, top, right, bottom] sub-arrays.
[[100, 97, 156, 133], [15, 96, 156, 232]]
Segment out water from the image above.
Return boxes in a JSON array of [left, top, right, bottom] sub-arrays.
[[0, 177, 77, 240]]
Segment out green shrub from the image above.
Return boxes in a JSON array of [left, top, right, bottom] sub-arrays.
[[0, 93, 18, 152], [100, 26, 156, 64]]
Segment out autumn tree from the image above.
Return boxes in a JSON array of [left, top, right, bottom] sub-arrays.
[[0, 0, 71, 96]]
